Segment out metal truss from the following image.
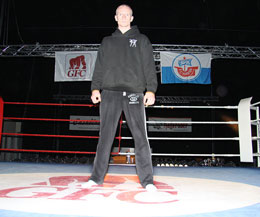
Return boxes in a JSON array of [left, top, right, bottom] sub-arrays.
[[153, 44, 260, 59], [1, 44, 260, 59]]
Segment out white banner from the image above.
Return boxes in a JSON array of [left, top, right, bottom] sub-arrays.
[[55, 51, 97, 82], [148, 117, 192, 132], [69, 115, 100, 131]]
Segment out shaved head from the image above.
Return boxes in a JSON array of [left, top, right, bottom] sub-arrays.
[[115, 4, 133, 16]]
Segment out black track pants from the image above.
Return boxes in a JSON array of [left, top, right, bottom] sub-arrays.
[[89, 90, 154, 187]]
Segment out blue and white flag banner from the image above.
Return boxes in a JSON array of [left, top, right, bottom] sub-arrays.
[[161, 52, 212, 84], [55, 51, 97, 82]]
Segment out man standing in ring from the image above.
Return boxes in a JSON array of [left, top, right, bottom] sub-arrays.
[[82, 4, 158, 191]]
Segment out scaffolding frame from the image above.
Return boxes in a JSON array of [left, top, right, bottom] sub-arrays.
[[1, 44, 260, 59]]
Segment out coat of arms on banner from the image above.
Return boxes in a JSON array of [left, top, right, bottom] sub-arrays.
[[161, 52, 211, 84], [173, 54, 200, 81], [55, 51, 97, 82]]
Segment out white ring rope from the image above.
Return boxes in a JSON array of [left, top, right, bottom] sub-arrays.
[[122, 120, 238, 125], [121, 136, 239, 141], [150, 105, 238, 109], [119, 153, 260, 157], [117, 99, 260, 166], [251, 101, 260, 107]]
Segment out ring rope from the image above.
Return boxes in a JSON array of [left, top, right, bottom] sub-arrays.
[[1, 98, 259, 166], [2, 132, 119, 140], [4, 101, 96, 107], [151, 105, 238, 109], [4, 117, 100, 123], [0, 148, 118, 155], [146, 121, 238, 125], [121, 136, 239, 141], [4, 117, 238, 125]]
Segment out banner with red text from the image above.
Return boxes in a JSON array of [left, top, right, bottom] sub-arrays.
[[148, 117, 192, 132], [54, 51, 97, 82]]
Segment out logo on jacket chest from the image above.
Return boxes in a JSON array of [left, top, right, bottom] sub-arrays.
[[129, 39, 137, 47]]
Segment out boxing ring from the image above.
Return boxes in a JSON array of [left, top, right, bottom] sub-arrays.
[[0, 96, 259, 166], [1, 96, 260, 217]]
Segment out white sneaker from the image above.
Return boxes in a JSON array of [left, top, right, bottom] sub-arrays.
[[81, 180, 97, 188], [145, 184, 157, 192]]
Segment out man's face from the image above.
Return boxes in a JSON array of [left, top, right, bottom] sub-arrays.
[[115, 6, 133, 28]]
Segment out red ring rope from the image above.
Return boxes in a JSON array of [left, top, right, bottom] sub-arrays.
[[0, 97, 122, 154], [4, 117, 100, 123], [4, 101, 96, 107]]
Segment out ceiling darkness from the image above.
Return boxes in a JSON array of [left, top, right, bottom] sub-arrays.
[[1, 0, 260, 46], [1, 0, 260, 106]]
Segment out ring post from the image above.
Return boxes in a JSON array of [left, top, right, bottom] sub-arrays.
[[238, 97, 253, 162], [0, 97, 4, 147]]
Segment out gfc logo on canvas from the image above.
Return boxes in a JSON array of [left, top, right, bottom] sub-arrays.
[[0, 174, 178, 204]]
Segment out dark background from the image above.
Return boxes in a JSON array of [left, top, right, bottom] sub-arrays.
[[0, 0, 260, 160], [2, 0, 260, 46]]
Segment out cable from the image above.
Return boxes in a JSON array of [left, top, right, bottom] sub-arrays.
[[0, 0, 6, 44], [11, 0, 24, 44]]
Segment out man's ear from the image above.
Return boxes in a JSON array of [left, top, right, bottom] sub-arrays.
[[115, 15, 118, 22], [130, 16, 134, 22]]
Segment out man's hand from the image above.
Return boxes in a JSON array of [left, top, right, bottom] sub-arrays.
[[143, 91, 155, 106], [91, 90, 101, 104]]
